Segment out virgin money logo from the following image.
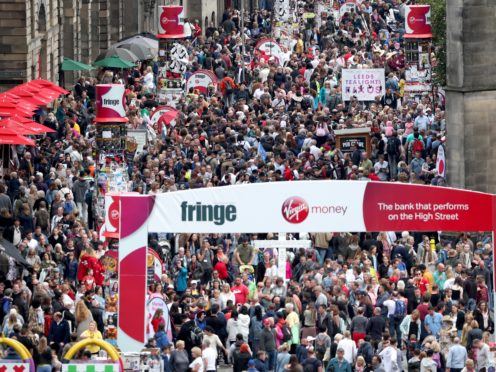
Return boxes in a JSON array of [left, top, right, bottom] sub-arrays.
[[282, 197, 309, 224], [110, 209, 119, 221]]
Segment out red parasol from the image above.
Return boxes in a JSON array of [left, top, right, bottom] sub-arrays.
[[158, 110, 178, 126], [18, 120, 56, 134], [19, 84, 59, 102], [0, 95, 37, 111], [27, 79, 69, 95], [0, 127, 20, 135], [0, 118, 55, 134], [9, 88, 48, 106], [0, 102, 35, 117], [0, 134, 35, 146]]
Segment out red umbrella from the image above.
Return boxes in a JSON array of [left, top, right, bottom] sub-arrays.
[[0, 135, 35, 146], [0, 102, 35, 117], [0, 96, 37, 111], [27, 79, 69, 95], [0, 127, 20, 135], [18, 120, 56, 134], [20, 84, 60, 103], [9, 88, 47, 106], [158, 110, 178, 125], [0, 118, 55, 134]]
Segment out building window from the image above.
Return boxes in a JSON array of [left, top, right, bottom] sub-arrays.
[[38, 3, 47, 33]]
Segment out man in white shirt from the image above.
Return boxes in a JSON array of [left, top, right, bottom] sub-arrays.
[[11, 219, 22, 246], [476, 339, 491, 372], [374, 155, 389, 181], [202, 339, 217, 372], [336, 331, 356, 365], [383, 295, 396, 318], [379, 339, 399, 372]]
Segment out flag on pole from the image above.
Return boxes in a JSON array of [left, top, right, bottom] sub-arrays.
[[258, 142, 267, 161], [436, 144, 446, 178]]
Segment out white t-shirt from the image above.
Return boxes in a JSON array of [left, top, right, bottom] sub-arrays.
[[383, 299, 396, 317], [189, 356, 204, 372], [202, 347, 217, 371]]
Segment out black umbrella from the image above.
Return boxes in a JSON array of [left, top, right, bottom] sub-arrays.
[[0, 239, 29, 266]]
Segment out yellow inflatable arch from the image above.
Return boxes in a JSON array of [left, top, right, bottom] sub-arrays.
[[0, 337, 35, 372], [63, 339, 120, 361]]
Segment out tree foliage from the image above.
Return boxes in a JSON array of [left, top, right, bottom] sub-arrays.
[[417, 0, 447, 86]]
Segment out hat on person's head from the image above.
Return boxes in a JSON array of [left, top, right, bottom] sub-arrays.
[[240, 344, 250, 353], [248, 359, 256, 367], [263, 318, 271, 327], [442, 315, 453, 323]]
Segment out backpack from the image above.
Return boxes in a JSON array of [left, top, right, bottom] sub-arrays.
[[303, 358, 319, 372], [301, 97, 313, 110], [63, 201, 74, 214], [281, 324, 292, 343], [1, 298, 11, 320], [393, 299, 406, 319], [315, 335, 327, 355], [412, 138, 424, 154], [387, 137, 398, 155], [357, 342, 373, 365], [190, 325, 204, 347]]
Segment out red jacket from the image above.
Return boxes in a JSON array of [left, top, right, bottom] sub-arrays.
[[214, 261, 228, 280]]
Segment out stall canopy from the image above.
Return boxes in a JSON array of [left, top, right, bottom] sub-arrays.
[[95, 48, 139, 64], [61, 57, 94, 71], [117, 43, 155, 61], [93, 56, 136, 69]]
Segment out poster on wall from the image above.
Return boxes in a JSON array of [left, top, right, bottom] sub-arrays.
[[341, 68, 385, 101]]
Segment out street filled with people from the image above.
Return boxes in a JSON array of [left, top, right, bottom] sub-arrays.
[[0, 0, 492, 371]]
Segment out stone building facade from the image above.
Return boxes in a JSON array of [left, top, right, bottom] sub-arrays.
[[0, 0, 226, 91], [446, 0, 496, 193]]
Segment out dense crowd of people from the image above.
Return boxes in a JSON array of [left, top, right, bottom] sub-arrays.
[[0, 0, 491, 371]]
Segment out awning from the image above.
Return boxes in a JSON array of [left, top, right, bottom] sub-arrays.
[[61, 57, 94, 71]]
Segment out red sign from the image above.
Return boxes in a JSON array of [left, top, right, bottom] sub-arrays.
[[95, 85, 127, 123], [157, 6, 186, 39], [405, 5, 432, 38]]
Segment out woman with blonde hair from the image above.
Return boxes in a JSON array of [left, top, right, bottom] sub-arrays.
[[219, 283, 235, 310], [170, 340, 189, 372], [461, 313, 474, 347], [354, 355, 367, 372], [2, 312, 21, 336], [36, 336, 53, 372], [143, 66, 155, 92], [80, 321, 103, 354], [75, 301, 93, 339], [189, 347, 204, 372]]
